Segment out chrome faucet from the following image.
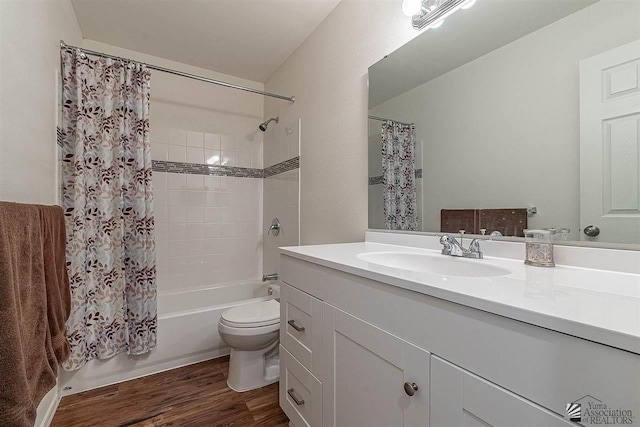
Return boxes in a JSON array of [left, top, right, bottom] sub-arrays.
[[262, 273, 278, 282], [439, 230, 483, 259]]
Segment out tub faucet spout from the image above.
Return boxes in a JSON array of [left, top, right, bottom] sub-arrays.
[[262, 273, 278, 282]]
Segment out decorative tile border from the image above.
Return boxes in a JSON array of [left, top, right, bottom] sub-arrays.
[[152, 160, 264, 178], [369, 175, 384, 185], [264, 157, 299, 178], [152, 156, 300, 179], [368, 169, 422, 185], [57, 127, 300, 179]]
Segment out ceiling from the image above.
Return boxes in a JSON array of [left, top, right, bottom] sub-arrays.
[[70, 0, 341, 83], [369, 0, 599, 107]]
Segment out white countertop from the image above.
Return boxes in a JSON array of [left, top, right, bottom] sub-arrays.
[[280, 241, 640, 354]]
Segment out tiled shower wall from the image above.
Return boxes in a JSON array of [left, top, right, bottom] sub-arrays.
[[58, 41, 301, 295], [74, 40, 270, 296], [151, 127, 263, 294]]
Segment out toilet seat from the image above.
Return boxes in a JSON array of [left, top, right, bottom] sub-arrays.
[[220, 299, 280, 328]]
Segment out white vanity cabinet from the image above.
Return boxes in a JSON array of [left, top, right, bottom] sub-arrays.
[[279, 252, 640, 427], [279, 283, 430, 427], [322, 305, 430, 427]]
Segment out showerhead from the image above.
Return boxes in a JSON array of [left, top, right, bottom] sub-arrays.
[[259, 116, 279, 132]]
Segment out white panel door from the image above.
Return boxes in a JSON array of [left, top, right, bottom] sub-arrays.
[[431, 356, 573, 427], [322, 304, 430, 427], [580, 40, 640, 243]]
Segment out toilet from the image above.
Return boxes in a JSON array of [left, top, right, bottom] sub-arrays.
[[218, 298, 280, 392]]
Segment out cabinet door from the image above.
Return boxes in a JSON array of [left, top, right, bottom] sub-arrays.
[[323, 304, 430, 427], [431, 356, 573, 427]]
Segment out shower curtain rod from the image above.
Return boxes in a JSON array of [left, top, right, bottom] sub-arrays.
[[60, 40, 295, 103], [368, 115, 413, 126]]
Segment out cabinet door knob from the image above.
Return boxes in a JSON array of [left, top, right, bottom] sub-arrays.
[[404, 382, 419, 396], [287, 388, 305, 406], [287, 319, 305, 332]]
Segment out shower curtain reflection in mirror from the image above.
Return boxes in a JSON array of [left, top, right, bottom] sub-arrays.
[[381, 121, 419, 231]]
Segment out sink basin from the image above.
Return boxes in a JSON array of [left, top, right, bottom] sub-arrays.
[[356, 252, 510, 278]]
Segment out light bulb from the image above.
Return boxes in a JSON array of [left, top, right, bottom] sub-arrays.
[[402, 0, 422, 17], [461, 0, 476, 9], [430, 19, 444, 29]]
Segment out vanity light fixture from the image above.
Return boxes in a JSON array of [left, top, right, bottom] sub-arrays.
[[402, 0, 477, 31]]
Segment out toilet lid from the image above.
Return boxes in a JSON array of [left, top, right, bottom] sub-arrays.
[[221, 299, 280, 327]]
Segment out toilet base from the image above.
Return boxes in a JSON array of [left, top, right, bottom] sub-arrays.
[[226, 343, 279, 392]]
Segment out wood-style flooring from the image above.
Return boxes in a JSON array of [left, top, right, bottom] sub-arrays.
[[51, 356, 289, 427]]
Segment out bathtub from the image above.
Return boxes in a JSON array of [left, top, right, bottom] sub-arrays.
[[59, 280, 273, 395]]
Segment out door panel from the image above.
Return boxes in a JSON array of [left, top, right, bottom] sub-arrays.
[[323, 304, 430, 427], [579, 39, 640, 243], [334, 332, 404, 427]]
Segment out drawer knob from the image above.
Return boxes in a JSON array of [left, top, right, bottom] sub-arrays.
[[288, 319, 306, 332], [287, 388, 305, 406], [404, 382, 419, 396]]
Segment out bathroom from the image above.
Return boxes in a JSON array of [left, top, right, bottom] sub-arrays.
[[0, 0, 638, 426]]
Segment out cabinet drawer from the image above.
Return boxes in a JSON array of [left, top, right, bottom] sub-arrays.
[[280, 345, 322, 427], [281, 284, 323, 378]]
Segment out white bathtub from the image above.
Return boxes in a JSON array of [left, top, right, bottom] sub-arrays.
[[59, 280, 273, 395]]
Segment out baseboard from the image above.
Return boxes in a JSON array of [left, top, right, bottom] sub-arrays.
[[34, 385, 61, 427]]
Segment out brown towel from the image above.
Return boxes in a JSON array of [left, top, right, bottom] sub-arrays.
[[38, 205, 71, 365], [478, 208, 528, 237], [441, 209, 477, 234], [441, 208, 528, 237], [0, 202, 71, 427]]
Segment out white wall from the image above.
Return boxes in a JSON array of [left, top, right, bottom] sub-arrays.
[[0, 1, 83, 424], [0, 0, 82, 204], [264, 0, 419, 245], [371, 0, 640, 239], [81, 40, 265, 294]]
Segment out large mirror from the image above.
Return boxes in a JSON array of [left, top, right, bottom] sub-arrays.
[[368, 0, 640, 247]]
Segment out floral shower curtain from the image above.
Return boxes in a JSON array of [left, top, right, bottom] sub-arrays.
[[381, 121, 419, 231], [60, 49, 156, 370]]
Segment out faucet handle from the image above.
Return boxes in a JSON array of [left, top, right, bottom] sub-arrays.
[[468, 239, 483, 259], [440, 234, 454, 245], [439, 234, 453, 255]]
